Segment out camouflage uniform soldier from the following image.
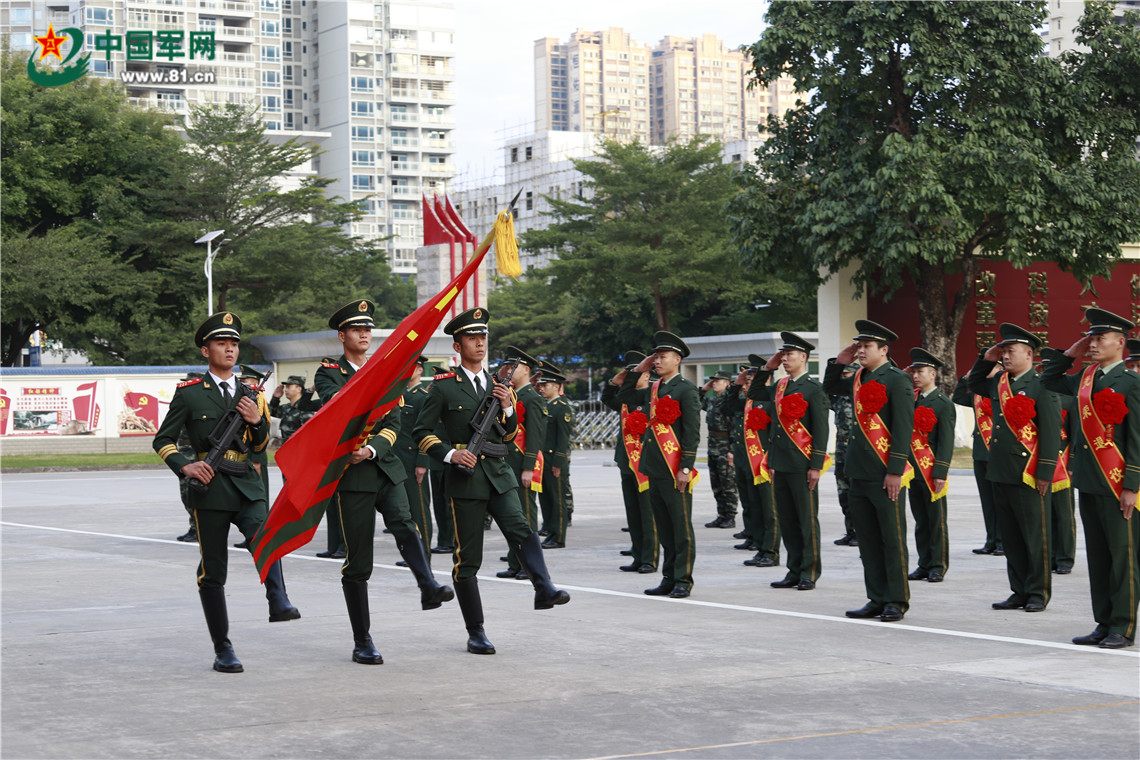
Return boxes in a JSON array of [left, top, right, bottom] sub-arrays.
[[269, 375, 322, 443], [702, 370, 739, 529], [828, 365, 859, 546]]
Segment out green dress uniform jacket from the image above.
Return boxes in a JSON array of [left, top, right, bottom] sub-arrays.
[[617, 372, 701, 477], [748, 372, 829, 473], [908, 388, 956, 577], [967, 361, 1061, 486], [1041, 356, 1140, 639], [602, 379, 659, 569], [540, 394, 573, 543], [397, 382, 434, 552], [154, 376, 270, 510], [510, 384, 548, 472], [913, 388, 956, 482], [952, 374, 1002, 551], [721, 382, 780, 562], [824, 359, 915, 478]]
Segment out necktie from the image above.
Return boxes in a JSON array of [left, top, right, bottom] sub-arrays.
[[474, 374, 483, 396], [220, 381, 232, 405]]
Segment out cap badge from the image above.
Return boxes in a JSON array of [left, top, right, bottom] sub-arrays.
[[358, 300, 368, 312], [474, 308, 483, 319], [222, 313, 234, 325]]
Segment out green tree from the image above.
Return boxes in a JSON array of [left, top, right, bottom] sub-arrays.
[[729, 0, 1140, 380], [520, 137, 812, 366]]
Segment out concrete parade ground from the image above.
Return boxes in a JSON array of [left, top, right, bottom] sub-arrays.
[[2, 449, 1138, 760]]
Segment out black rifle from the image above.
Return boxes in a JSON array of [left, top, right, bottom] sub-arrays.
[[188, 369, 272, 493], [455, 358, 520, 476]]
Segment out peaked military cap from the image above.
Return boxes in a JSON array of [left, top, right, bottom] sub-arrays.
[[504, 346, 539, 367], [996, 322, 1042, 350], [907, 348, 943, 370], [538, 370, 567, 385], [445, 307, 489, 336], [329, 299, 375, 331], [706, 370, 734, 381], [1084, 307, 1135, 336], [239, 364, 266, 381], [747, 353, 767, 369], [1127, 338, 1140, 361], [182, 371, 204, 382], [1036, 347, 1063, 366], [653, 331, 690, 358], [853, 319, 898, 344], [623, 350, 646, 371], [538, 359, 562, 374], [195, 312, 242, 347], [283, 375, 306, 387], [431, 365, 453, 376], [779, 331, 815, 353]]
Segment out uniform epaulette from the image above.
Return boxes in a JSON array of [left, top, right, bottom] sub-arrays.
[[177, 378, 203, 388], [434, 372, 456, 379], [320, 358, 340, 369]]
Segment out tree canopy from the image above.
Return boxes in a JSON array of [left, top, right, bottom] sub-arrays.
[[728, 0, 1140, 375]]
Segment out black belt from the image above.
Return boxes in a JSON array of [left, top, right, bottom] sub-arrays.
[[709, 431, 730, 438]]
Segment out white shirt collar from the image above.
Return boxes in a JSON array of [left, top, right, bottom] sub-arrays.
[[208, 370, 234, 391]]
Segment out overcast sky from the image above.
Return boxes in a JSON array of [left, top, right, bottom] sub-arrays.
[[450, 0, 770, 188]]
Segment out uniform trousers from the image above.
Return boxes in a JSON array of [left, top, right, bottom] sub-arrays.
[[193, 499, 267, 589], [908, 479, 949, 576], [335, 475, 420, 584], [647, 476, 695, 592], [991, 481, 1052, 606], [620, 467, 658, 569], [974, 459, 1002, 550], [847, 478, 910, 611], [401, 472, 433, 555], [773, 470, 820, 583], [735, 458, 779, 560], [539, 469, 568, 544], [449, 489, 532, 581], [503, 479, 538, 573], [1079, 492, 1139, 639], [430, 469, 455, 547], [1050, 486, 1076, 572]]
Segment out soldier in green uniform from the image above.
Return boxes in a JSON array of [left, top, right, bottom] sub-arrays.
[[413, 307, 570, 655], [153, 312, 300, 673], [536, 367, 573, 548], [315, 300, 454, 665], [904, 348, 956, 583], [602, 351, 659, 574], [618, 331, 702, 598], [427, 365, 456, 554], [395, 356, 433, 557], [1036, 349, 1077, 576], [498, 348, 548, 579], [539, 359, 577, 527], [702, 370, 739, 530], [751, 333, 830, 591], [1042, 308, 1139, 648], [724, 356, 780, 568], [968, 323, 1061, 614], [270, 374, 322, 444], [953, 366, 1005, 556], [828, 365, 859, 547], [232, 365, 273, 550], [1126, 338, 1140, 372], [824, 320, 914, 622], [175, 372, 203, 543]]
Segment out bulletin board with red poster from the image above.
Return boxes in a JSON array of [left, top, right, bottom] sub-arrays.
[[866, 260, 1140, 377]]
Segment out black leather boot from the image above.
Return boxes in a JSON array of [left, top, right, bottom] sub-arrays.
[[263, 561, 301, 622], [516, 532, 571, 610], [453, 577, 495, 654], [342, 581, 383, 664], [199, 587, 243, 673], [398, 539, 455, 610]]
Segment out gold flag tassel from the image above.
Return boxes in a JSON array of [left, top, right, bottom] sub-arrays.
[[492, 209, 523, 279]]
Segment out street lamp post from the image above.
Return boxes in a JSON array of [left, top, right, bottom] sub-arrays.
[[195, 230, 226, 316]]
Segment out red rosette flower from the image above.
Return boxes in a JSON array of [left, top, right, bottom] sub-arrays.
[[625, 410, 649, 437], [778, 392, 809, 420], [1003, 395, 1037, 430], [515, 401, 526, 424], [652, 396, 681, 426], [747, 407, 771, 431], [979, 398, 993, 416], [859, 380, 888, 414], [1094, 388, 1129, 425], [914, 406, 937, 434]]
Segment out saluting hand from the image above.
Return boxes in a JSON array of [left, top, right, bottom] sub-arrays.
[[836, 343, 858, 365], [983, 345, 1004, 363], [765, 352, 783, 372], [734, 368, 749, 386], [635, 354, 655, 374], [272, 384, 285, 399], [1064, 335, 1092, 360]]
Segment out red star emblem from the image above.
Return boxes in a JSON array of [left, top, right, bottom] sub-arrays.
[[34, 25, 68, 61]]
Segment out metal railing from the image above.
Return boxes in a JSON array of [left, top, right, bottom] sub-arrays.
[[568, 401, 620, 450]]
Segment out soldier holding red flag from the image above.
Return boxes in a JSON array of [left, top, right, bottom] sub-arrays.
[[968, 323, 1062, 615], [315, 300, 454, 666], [1041, 308, 1140, 649], [904, 348, 956, 584], [750, 333, 830, 591], [618, 331, 702, 598], [824, 320, 914, 623]]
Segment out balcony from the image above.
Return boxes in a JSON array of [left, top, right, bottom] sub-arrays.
[[213, 26, 256, 41], [425, 163, 454, 173], [389, 161, 420, 173], [197, 0, 254, 17], [389, 185, 420, 196]]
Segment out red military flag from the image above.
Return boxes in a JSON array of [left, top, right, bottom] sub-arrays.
[[251, 203, 520, 579]]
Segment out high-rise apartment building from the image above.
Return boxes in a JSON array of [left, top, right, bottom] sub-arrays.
[[1, 0, 457, 279], [535, 28, 798, 146], [1041, 0, 1140, 56]]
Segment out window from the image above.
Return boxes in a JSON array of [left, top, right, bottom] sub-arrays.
[[510, 147, 518, 163], [263, 95, 281, 113], [261, 20, 280, 37], [352, 125, 375, 140], [352, 150, 376, 166], [263, 70, 281, 87], [352, 100, 374, 116], [10, 8, 31, 25], [525, 146, 533, 160], [86, 7, 113, 25], [262, 45, 281, 62], [525, 192, 533, 210], [353, 174, 375, 190], [351, 76, 373, 92], [262, 0, 281, 11]]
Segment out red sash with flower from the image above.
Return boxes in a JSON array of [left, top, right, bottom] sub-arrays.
[[1078, 365, 1129, 498], [1054, 409, 1071, 490], [997, 372, 1049, 491], [743, 400, 771, 486], [514, 400, 544, 493], [974, 395, 994, 450], [911, 404, 949, 500], [774, 377, 833, 473], [621, 405, 650, 493], [853, 369, 914, 487], [650, 380, 700, 492]]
